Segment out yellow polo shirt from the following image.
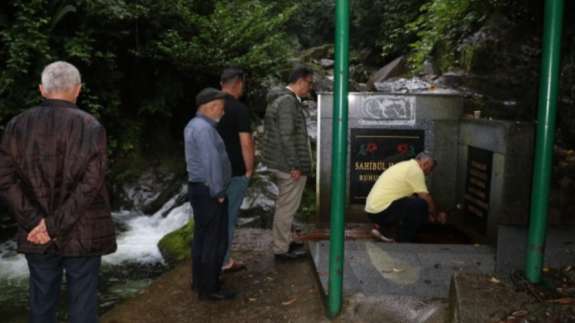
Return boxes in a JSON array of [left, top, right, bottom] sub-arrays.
[[365, 159, 428, 214]]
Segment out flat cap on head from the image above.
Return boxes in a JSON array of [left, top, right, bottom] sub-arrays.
[[195, 88, 227, 107]]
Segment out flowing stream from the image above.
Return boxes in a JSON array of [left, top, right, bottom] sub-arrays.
[[0, 197, 191, 323]]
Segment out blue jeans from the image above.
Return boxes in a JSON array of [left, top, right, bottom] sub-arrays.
[[224, 176, 250, 263], [25, 253, 101, 323]]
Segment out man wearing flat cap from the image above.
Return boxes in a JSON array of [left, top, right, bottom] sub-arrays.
[[184, 88, 235, 301]]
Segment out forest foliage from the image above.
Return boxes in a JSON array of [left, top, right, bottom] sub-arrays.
[[0, 0, 298, 160], [1, 0, 574, 162]]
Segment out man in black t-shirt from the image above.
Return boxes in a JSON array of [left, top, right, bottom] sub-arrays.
[[216, 67, 255, 272]]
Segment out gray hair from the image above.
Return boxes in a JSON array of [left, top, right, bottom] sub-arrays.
[[41, 61, 81, 93], [415, 152, 432, 161], [416, 151, 437, 167]]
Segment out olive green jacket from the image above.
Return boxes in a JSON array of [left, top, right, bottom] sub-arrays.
[[262, 87, 312, 175]]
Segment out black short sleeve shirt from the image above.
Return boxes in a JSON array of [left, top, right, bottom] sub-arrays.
[[217, 95, 251, 177]]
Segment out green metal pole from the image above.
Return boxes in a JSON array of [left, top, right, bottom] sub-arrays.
[[327, 0, 349, 318], [525, 0, 564, 283]]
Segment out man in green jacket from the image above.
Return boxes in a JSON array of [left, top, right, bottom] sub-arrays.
[[262, 65, 314, 260]]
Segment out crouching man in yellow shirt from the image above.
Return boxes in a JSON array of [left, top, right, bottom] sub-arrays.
[[365, 152, 447, 242]]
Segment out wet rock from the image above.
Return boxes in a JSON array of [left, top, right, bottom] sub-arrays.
[[115, 167, 185, 215], [142, 177, 186, 215], [153, 185, 188, 218], [367, 56, 408, 91]]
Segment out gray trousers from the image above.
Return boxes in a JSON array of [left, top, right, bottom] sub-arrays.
[[270, 169, 307, 254]]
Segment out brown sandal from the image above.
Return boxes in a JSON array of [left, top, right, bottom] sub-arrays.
[[222, 260, 246, 273]]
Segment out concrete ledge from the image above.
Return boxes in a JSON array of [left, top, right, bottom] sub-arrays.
[[448, 272, 531, 323]]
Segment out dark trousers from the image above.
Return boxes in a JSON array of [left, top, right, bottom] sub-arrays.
[[368, 197, 429, 242], [25, 253, 101, 323], [188, 182, 228, 296]]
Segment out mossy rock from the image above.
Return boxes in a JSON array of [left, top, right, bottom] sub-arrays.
[[157, 219, 194, 267]]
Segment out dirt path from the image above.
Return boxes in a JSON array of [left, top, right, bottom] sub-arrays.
[[102, 229, 338, 323]]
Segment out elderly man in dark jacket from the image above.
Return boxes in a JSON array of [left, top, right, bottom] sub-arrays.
[[0, 61, 116, 323], [262, 65, 314, 260]]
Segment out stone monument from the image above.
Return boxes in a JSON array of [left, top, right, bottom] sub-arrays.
[[317, 92, 464, 223]]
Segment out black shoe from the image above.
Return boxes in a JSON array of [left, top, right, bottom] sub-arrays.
[[289, 241, 305, 252], [274, 249, 308, 261], [198, 289, 237, 301]]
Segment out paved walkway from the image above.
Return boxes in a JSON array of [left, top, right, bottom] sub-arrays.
[[310, 240, 495, 298]]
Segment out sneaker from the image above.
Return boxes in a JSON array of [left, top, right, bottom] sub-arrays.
[[274, 249, 308, 261], [370, 228, 395, 242]]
